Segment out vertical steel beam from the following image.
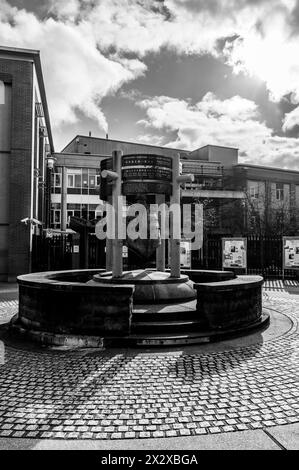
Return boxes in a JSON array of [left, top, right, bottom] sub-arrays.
[[112, 150, 123, 277], [170, 153, 181, 278]]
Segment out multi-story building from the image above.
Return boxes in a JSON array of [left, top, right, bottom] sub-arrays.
[[0, 46, 54, 280], [52, 138, 299, 237], [233, 164, 299, 234], [51, 136, 190, 230]]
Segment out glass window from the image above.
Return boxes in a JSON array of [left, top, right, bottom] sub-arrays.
[[67, 210, 74, 226], [54, 210, 61, 223], [249, 186, 258, 198], [276, 183, 284, 201], [82, 170, 88, 188], [54, 173, 61, 187], [89, 175, 95, 187], [67, 203, 80, 210], [67, 174, 74, 187], [81, 204, 88, 219], [75, 174, 81, 188]]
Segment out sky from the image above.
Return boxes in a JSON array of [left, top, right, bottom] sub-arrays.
[[1, 1, 299, 168]]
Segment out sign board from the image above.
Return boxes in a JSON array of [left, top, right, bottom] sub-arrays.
[[222, 238, 247, 269], [180, 240, 191, 268], [122, 246, 128, 258], [283, 237, 299, 269], [45, 229, 53, 239], [168, 239, 192, 268], [73, 245, 80, 253]]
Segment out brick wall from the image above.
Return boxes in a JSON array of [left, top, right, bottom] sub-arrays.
[[0, 58, 33, 280]]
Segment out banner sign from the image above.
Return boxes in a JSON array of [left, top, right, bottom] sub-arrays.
[[222, 237, 247, 269], [283, 237, 299, 269]]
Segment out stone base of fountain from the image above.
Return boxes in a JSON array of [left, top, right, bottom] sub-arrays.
[[13, 268, 269, 348]]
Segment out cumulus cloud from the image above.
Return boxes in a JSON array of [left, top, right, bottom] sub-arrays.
[[44, 1, 299, 134], [2, 0, 299, 158], [283, 105, 299, 132], [0, 1, 146, 133], [137, 92, 299, 168]]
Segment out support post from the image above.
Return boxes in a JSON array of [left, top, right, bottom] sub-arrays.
[[61, 166, 67, 231], [170, 154, 181, 278], [105, 196, 113, 271], [156, 194, 165, 272], [111, 150, 123, 277]]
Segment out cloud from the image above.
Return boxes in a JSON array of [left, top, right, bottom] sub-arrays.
[[2, 0, 299, 156], [0, 1, 146, 134], [282, 106, 299, 132], [44, 1, 299, 116], [137, 92, 299, 168], [135, 133, 165, 146]]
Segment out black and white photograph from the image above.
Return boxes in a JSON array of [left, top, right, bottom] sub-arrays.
[[0, 0, 298, 456]]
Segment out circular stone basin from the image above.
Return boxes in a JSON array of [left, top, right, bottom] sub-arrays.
[[87, 269, 196, 304]]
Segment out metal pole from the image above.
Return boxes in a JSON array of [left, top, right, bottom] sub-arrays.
[[61, 166, 67, 231], [112, 150, 123, 277], [170, 153, 181, 278], [105, 195, 113, 272], [156, 194, 165, 272]]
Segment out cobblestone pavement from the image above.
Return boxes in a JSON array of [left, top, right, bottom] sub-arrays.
[[0, 288, 298, 440], [0, 300, 18, 325]]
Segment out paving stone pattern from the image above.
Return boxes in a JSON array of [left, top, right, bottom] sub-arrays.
[[0, 291, 298, 440], [0, 300, 18, 325]]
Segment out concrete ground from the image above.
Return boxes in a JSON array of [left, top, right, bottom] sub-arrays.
[[0, 279, 298, 450]]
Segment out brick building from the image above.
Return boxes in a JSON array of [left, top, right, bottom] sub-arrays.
[[0, 46, 54, 281]]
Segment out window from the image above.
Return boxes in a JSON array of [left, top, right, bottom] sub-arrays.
[[75, 174, 81, 188], [54, 173, 61, 187], [249, 186, 259, 198], [54, 210, 61, 223], [82, 170, 88, 188], [276, 183, 284, 201], [67, 174, 74, 187]]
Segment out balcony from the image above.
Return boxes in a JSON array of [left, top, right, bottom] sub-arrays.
[[182, 160, 224, 178]]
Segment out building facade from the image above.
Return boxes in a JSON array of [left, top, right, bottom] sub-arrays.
[[0, 46, 53, 281], [52, 138, 299, 238]]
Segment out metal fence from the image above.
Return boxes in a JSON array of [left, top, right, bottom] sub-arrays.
[[193, 235, 297, 279], [32, 233, 74, 272], [32, 233, 298, 279]]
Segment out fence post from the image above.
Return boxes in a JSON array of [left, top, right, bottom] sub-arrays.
[[71, 233, 81, 270]]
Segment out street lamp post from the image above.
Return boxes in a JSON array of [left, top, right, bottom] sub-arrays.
[[44, 154, 56, 228]]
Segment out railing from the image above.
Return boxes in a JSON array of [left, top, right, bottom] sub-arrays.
[[32, 233, 298, 279], [182, 160, 224, 177], [32, 234, 73, 272]]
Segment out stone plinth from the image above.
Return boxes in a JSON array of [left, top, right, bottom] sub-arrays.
[[195, 275, 263, 330], [17, 270, 134, 336]]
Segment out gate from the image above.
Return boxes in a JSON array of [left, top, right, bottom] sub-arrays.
[[32, 233, 73, 272]]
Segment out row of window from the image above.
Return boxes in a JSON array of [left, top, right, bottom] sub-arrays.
[[52, 168, 101, 190], [51, 203, 100, 227], [249, 183, 285, 201]]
